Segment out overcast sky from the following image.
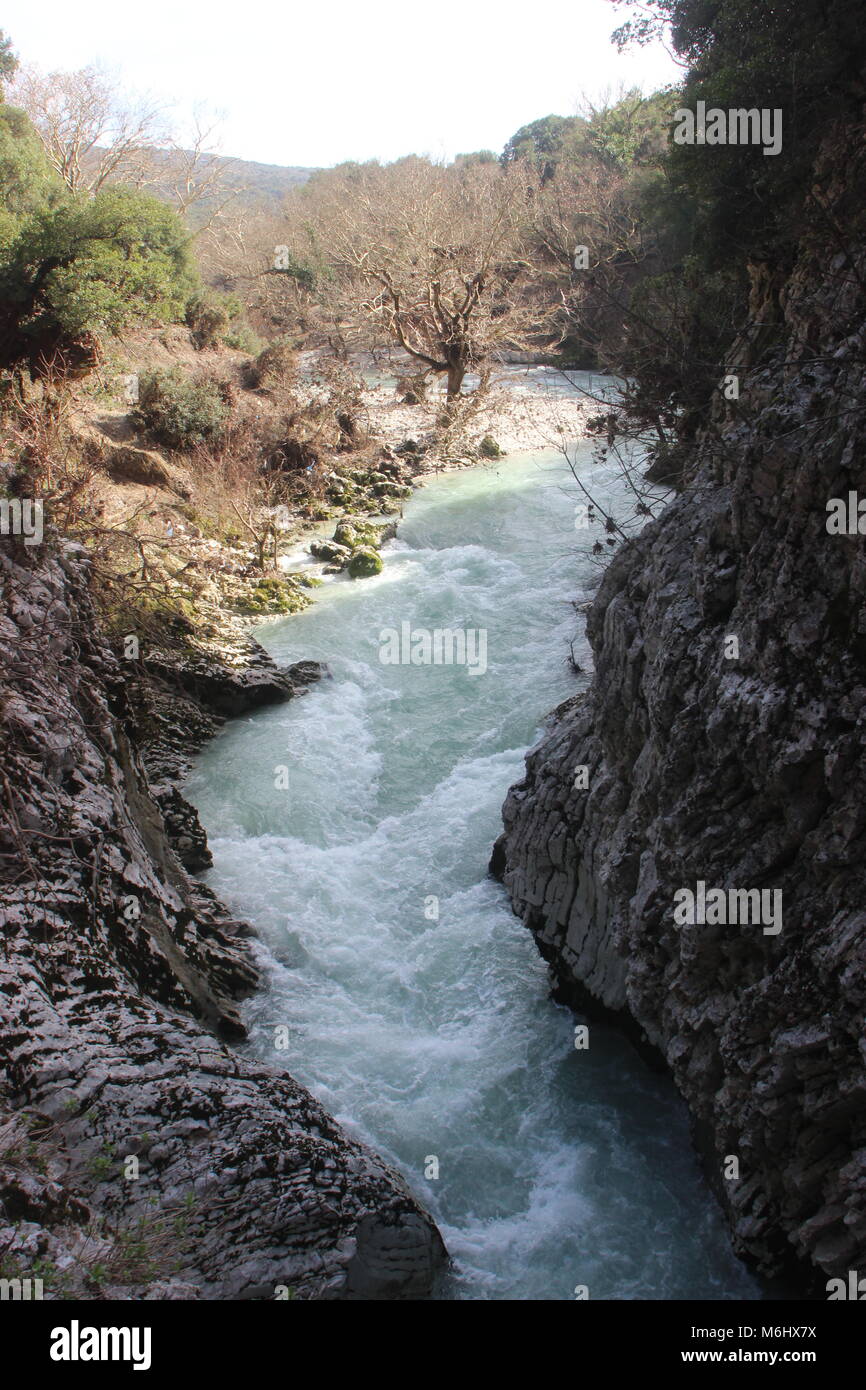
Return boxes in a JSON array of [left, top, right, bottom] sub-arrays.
[[5, 0, 680, 168]]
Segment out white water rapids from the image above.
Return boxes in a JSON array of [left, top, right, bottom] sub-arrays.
[[185, 372, 761, 1300]]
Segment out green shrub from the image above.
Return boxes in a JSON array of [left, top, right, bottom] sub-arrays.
[[134, 368, 231, 449], [186, 289, 249, 349], [186, 290, 230, 349], [224, 321, 264, 355], [0, 105, 61, 246], [0, 185, 197, 370]]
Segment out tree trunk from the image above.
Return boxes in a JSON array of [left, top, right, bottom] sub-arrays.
[[446, 361, 465, 403]]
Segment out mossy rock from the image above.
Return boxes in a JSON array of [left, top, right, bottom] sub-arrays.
[[479, 435, 503, 459], [310, 539, 351, 564], [326, 480, 357, 504], [347, 547, 383, 579], [372, 481, 411, 499], [333, 519, 357, 548], [237, 575, 311, 615], [334, 518, 383, 550]]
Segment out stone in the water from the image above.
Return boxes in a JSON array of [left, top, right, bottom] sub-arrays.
[[348, 547, 383, 579]]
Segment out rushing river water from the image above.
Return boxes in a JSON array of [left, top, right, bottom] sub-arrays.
[[186, 374, 761, 1300]]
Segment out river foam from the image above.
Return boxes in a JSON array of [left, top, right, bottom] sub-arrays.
[[186, 390, 761, 1300]]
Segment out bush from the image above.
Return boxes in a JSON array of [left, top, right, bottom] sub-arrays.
[[185, 291, 230, 349], [0, 185, 198, 371], [186, 290, 249, 350], [250, 336, 297, 389], [134, 368, 231, 449], [223, 321, 264, 355], [0, 105, 61, 246]]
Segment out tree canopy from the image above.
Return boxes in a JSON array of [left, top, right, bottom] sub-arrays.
[[0, 29, 18, 90], [0, 184, 197, 368], [612, 0, 866, 264], [0, 36, 199, 373]]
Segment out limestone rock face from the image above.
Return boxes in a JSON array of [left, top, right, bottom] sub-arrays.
[[0, 543, 446, 1299], [494, 133, 866, 1289], [123, 613, 325, 873]]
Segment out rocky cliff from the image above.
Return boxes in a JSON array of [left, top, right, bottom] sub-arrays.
[[493, 124, 866, 1290], [0, 541, 446, 1299]]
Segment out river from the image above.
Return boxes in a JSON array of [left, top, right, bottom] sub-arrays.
[[185, 373, 760, 1301]]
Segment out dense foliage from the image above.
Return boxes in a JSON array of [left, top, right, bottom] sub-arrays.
[[133, 367, 231, 448], [509, 0, 866, 477], [0, 54, 199, 374], [614, 0, 866, 265]]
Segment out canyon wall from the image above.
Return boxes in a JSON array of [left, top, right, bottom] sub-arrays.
[[0, 542, 445, 1299], [494, 125, 866, 1289]]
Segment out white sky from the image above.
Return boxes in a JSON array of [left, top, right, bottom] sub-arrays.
[[4, 0, 680, 168]]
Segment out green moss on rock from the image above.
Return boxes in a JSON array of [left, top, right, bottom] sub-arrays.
[[347, 547, 383, 579], [237, 575, 312, 615], [479, 435, 503, 459]]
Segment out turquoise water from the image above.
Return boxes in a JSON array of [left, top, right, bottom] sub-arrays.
[[186, 402, 760, 1301]]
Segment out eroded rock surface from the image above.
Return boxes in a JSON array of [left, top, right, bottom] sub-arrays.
[[494, 131, 866, 1289], [0, 543, 446, 1299]]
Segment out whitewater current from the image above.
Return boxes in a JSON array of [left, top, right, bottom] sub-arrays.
[[185, 373, 761, 1300]]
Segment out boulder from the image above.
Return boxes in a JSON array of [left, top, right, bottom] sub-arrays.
[[310, 540, 351, 565], [104, 443, 192, 499], [347, 547, 383, 579]]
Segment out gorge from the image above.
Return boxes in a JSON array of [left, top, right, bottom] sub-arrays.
[[1, 0, 865, 1316], [185, 392, 760, 1299]]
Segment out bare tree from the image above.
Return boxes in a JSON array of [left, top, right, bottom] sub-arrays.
[[142, 110, 244, 235], [8, 64, 167, 193], [164, 116, 220, 216], [199, 203, 293, 308], [302, 158, 548, 410], [9, 66, 242, 239]]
